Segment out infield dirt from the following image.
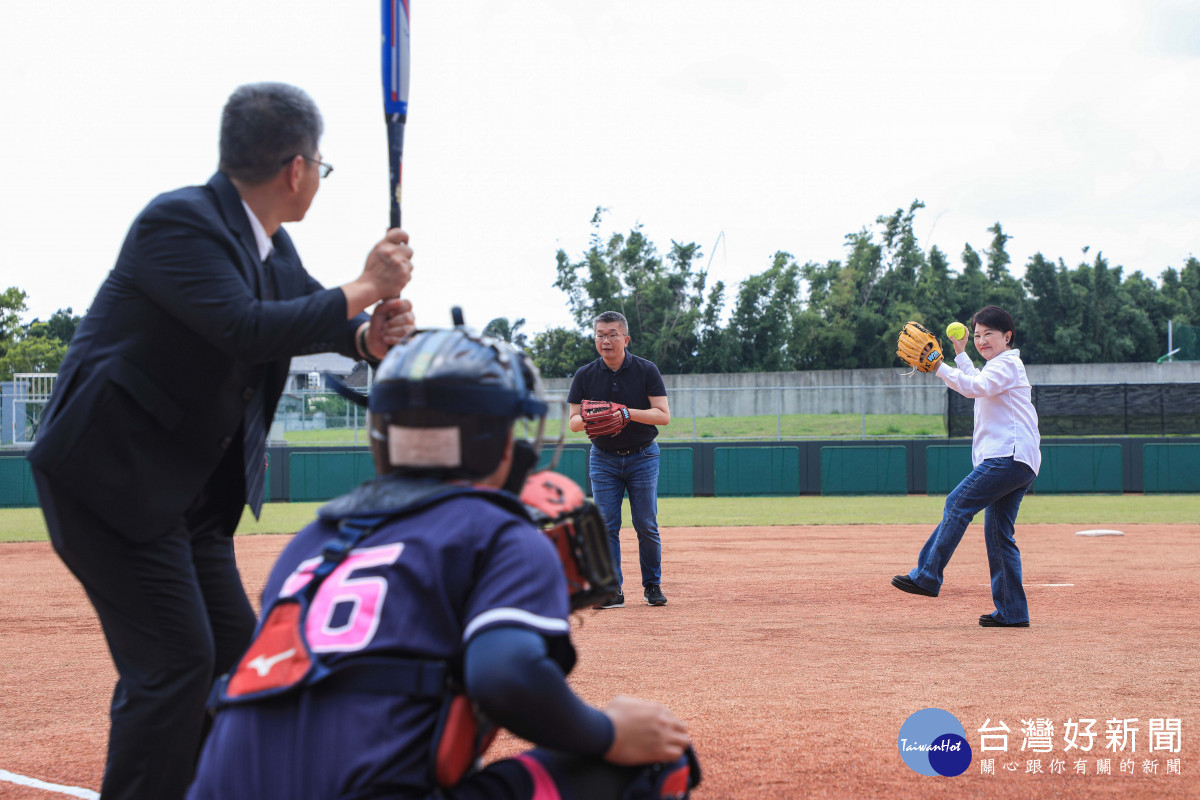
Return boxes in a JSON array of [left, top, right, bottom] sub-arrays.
[[3, 523, 1197, 799]]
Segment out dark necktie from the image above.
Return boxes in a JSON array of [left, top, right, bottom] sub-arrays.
[[242, 252, 275, 515]]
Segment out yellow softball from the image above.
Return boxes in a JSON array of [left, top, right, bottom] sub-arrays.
[[946, 321, 967, 340]]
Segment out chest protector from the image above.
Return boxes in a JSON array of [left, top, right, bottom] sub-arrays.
[[209, 478, 531, 788]]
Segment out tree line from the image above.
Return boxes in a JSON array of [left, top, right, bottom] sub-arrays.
[[5, 200, 1198, 382], [0, 288, 80, 382], [493, 203, 1200, 377]]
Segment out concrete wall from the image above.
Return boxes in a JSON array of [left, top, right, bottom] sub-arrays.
[[543, 361, 1200, 418]]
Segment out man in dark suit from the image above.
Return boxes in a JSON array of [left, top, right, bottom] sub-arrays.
[[27, 82, 415, 800]]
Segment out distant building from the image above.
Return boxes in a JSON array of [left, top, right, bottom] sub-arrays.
[[286, 354, 360, 392]]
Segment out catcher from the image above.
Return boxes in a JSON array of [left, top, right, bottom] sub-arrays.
[[186, 322, 700, 800], [891, 308, 1041, 627], [568, 311, 671, 608]]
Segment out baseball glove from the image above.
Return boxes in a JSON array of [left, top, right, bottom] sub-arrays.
[[581, 399, 631, 438], [896, 321, 945, 373]]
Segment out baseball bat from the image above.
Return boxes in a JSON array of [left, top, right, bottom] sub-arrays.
[[382, 0, 410, 230]]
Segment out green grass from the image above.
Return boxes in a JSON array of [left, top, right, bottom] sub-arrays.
[[281, 413, 949, 446], [651, 413, 947, 440], [282, 412, 1200, 445], [281, 428, 374, 446], [3, 494, 1195, 543], [0, 508, 50, 543]]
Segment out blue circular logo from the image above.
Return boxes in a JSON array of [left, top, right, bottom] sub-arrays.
[[898, 708, 972, 777]]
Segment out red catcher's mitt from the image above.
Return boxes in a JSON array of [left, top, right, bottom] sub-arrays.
[[896, 321, 945, 373], [581, 399, 631, 438]]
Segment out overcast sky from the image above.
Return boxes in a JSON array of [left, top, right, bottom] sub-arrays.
[[3, 1, 1199, 337]]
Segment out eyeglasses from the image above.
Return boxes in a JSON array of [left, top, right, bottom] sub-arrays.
[[594, 332, 624, 341], [282, 154, 334, 178]]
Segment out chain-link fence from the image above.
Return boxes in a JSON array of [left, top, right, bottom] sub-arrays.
[[948, 383, 1200, 437], [7, 375, 1196, 449], [267, 383, 951, 445]]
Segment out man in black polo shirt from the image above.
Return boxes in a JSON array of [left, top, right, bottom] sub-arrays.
[[568, 311, 671, 608]]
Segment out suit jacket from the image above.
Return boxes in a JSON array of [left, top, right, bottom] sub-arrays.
[[29, 172, 368, 541]]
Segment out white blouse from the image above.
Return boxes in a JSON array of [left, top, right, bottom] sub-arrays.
[[935, 349, 1041, 475]]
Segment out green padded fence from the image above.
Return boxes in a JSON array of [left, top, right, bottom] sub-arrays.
[[264, 455, 272, 503], [925, 445, 973, 496], [1143, 443, 1200, 494], [289, 451, 374, 502], [714, 447, 800, 496], [657, 448, 694, 497], [820, 446, 907, 495], [0, 457, 38, 508], [537, 448, 589, 491], [539, 447, 691, 497], [1034, 444, 1122, 494]]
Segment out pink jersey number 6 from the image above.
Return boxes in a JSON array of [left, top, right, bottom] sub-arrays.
[[279, 543, 405, 652]]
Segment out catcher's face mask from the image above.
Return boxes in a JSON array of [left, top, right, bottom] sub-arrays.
[[520, 470, 619, 611]]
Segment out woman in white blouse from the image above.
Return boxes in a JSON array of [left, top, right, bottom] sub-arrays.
[[891, 306, 1041, 627]]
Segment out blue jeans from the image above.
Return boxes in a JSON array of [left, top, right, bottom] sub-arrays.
[[588, 443, 661, 588], [908, 456, 1035, 624]]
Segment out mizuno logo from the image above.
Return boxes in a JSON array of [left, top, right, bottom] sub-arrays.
[[246, 649, 297, 677]]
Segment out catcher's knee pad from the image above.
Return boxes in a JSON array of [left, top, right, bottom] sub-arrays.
[[619, 747, 702, 800], [502, 747, 702, 800]]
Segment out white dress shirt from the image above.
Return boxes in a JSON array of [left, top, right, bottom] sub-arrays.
[[935, 348, 1041, 475], [241, 200, 274, 262]]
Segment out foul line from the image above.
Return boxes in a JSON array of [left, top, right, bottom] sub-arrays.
[[0, 770, 99, 799], [978, 583, 1075, 587]]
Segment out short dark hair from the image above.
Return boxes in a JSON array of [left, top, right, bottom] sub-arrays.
[[971, 305, 1016, 346], [593, 311, 628, 332], [218, 82, 324, 185]]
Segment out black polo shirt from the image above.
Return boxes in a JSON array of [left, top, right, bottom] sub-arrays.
[[567, 351, 667, 452]]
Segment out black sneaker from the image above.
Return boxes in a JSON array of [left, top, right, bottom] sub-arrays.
[[644, 584, 667, 606], [599, 592, 625, 609]]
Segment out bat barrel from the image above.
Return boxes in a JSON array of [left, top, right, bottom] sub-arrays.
[[382, 0, 410, 231], [387, 114, 406, 230]]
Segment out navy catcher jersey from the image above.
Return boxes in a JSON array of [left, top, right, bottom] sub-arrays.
[[188, 492, 573, 800]]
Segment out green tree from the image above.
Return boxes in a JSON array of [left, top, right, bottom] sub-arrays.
[[0, 293, 79, 380], [0, 335, 68, 380], [953, 244, 990, 326], [554, 209, 707, 374], [795, 230, 891, 370], [528, 328, 596, 378], [873, 201, 926, 314], [693, 280, 737, 373], [1019, 253, 1064, 364], [725, 252, 802, 371], [915, 245, 956, 325], [0, 287, 29, 356], [1160, 257, 1200, 324], [983, 222, 1026, 314], [1183, 257, 1200, 322], [40, 308, 82, 344], [306, 394, 351, 429], [483, 317, 528, 349]]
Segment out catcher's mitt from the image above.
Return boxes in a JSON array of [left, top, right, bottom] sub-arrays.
[[581, 399, 631, 438], [896, 321, 945, 373], [521, 470, 620, 610]]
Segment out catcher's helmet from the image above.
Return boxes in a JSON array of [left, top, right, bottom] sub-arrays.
[[367, 325, 550, 480]]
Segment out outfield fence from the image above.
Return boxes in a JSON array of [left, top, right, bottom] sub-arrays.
[[268, 383, 950, 445], [3, 377, 1198, 449]]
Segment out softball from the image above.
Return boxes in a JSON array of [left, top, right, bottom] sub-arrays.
[[946, 321, 967, 340]]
